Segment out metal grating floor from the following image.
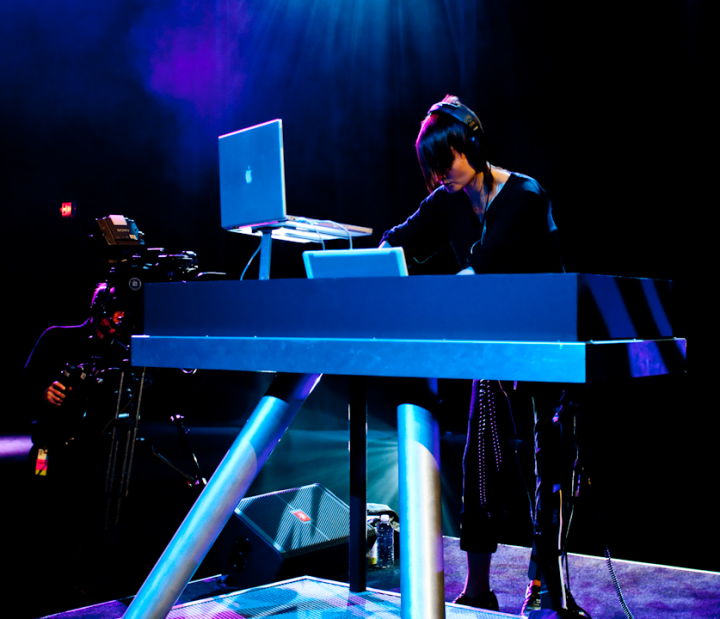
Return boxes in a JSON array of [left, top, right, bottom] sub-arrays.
[[165, 577, 519, 618]]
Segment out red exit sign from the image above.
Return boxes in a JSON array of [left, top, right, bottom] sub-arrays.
[[60, 202, 76, 218]]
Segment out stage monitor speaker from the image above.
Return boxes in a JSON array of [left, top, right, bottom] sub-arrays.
[[199, 483, 370, 588]]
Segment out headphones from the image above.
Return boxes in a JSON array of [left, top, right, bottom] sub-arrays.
[[426, 100, 486, 165], [427, 100, 483, 139]]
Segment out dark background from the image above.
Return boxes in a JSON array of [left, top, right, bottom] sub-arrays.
[[1, 0, 709, 615]]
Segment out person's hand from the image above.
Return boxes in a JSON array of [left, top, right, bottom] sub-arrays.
[[44, 381, 69, 406]]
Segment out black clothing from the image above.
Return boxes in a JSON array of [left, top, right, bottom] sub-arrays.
[[24, 317, 131, 451], [23, 321, 126, 490], [21, 323, 110, 603], [381, 172, 562, 275], [23, 322, 96, 448], [382, 170, 568, 608]]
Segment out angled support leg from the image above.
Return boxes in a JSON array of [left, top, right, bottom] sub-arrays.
[[397, 403, 445, 619], [122, 372, 322, 619]]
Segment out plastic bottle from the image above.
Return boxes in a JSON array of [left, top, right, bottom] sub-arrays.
[[366, 517, 378, 566], [377, 514, 394, 569]]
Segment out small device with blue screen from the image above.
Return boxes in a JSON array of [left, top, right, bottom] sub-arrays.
[[303, 247, 409, 279]]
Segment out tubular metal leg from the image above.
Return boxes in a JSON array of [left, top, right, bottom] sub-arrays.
[[258, 229, 273, 280], [122, 373, 322, 619], [397, 403, 445, 619], [348, 376, 367, 593]]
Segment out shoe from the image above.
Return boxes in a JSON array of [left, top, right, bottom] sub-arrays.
[[453, 590, 499, 611], [556, 610, 592, 619], [565, 590, 591, 618], [521, 587, 592, 619], [521, 581, 542, 616]]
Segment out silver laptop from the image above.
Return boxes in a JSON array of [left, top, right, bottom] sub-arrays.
[[218, 119, 372, 243], [303, 247, 409, 279]]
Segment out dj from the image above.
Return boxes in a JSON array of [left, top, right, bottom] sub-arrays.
[[380, 95, 585, 617]]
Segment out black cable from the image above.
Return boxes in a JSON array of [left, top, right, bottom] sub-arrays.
[[604, 544, 636, 619], [500, 382, 537, 533], [240, 241, 262, 280], [562, 409, 581, 590], [567, 396, 634, 619]]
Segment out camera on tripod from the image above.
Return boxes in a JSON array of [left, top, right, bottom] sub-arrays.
[[88, 216, 209, 495], [89, 215, 201, 351]]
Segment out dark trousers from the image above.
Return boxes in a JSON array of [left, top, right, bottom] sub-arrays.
[[460, 379, 569, 609]]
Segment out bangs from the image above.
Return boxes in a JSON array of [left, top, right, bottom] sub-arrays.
[[415, 114, 470, 192]]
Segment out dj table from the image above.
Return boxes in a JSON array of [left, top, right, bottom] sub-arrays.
[[124, 273, 686, 619]]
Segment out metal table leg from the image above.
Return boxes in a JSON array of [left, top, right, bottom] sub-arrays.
[[122, 373, 322, 619], [397, 403, 445, 619], [348, 376, 367, 593]]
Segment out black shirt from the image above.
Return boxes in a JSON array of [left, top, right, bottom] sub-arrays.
[[381, 172, 563, 274]]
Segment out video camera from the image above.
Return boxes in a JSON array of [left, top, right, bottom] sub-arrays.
[[89, 215, 201, 354]]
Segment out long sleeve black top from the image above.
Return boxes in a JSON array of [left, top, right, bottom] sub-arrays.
[[381, 172, 563, 274]]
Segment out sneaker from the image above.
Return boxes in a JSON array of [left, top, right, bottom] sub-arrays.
[[453, 589, 499, 611], [520, 586, 592, 619], [566, 590, 592, 618], [520, 581, 542, 616]]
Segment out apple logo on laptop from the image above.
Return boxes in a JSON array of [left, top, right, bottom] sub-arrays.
[[245, 166, 252, 184]]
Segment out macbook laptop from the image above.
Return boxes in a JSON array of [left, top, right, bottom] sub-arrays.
[[218, 119, 372, 243], [303, 247, 409, 279]]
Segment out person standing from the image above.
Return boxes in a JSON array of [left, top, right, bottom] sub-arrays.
[[381, 95, 586, 617]]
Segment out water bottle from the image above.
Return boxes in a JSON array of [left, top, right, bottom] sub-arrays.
[[366, 517, 378, 566], [377, 514, 394, 569]]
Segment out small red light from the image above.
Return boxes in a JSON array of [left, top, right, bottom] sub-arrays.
[[292, 510, 311, 522], [60, 202, 76, 218]]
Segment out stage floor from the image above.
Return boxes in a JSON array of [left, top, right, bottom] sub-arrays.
[[147, 576, 516, 619], [41, 575, 521, 619], [40, 539, 720, 619]]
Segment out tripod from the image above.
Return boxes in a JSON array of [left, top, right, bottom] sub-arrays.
[[96, 365, 207, 597], [103, 367, 207, 527]]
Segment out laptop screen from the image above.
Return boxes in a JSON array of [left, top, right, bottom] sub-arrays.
[[218, 119, 286, 230], [303, 248, 409, 279]]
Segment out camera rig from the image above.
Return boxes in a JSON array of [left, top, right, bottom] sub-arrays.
[[90, 215, 199, 349], [86, 216, 208, 533]]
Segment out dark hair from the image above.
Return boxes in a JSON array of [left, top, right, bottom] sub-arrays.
[[415, 95, 490, 193]]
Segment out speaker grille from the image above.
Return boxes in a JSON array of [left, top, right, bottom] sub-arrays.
[[236, 484, 349, 558]]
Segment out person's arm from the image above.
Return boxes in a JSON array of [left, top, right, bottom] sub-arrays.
[[24, 325, 77, 409], [385, 237, 474, 275], [384, 220, 476, 276], [380, 191, 448, 263]]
